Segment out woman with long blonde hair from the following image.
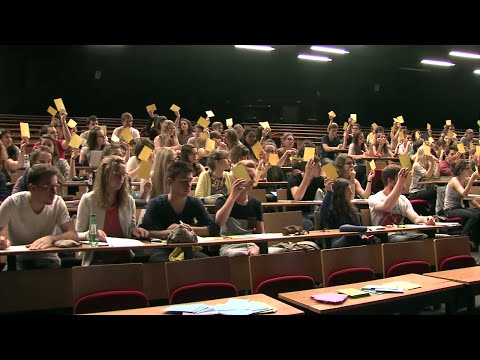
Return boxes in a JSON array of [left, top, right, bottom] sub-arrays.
[[148, 147, 177, 200], [154, 120, 181, 152]]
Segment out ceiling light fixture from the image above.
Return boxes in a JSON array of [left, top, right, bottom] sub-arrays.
[[234, 45, 275, 51], [449, 51, 480, 59], [298, 54, 332, 62], [421, 59, 455, 67], [310, 46, 349, 54]]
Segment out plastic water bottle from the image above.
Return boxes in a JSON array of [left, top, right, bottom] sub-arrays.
[[23, 153, 29, 170], [89, 214, 98, 248]]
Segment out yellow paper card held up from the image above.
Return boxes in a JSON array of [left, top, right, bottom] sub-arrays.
[[120, 128, 134, 143], [303, 147, 316, 162], [457, 143, 466, 154], [47, 106, 57, 116], [446, 120, 452, 126], [100, 125, 107, 135], [350, 114, 357, 123], [447, 130, 455, 138], [415, 131, 420, 140], [328, 110, 336, 118], [396, 115, 405, 124], [259, 121, 270, 129], [19, 122, 30, 138], [197, 116, 210, 129], [232, 164, 251, 182], [476, 146, 480, 156], [198, 131, 208, 140], [423, 145, 431, 156], [111, 133, 120, 143], [399, 154, 412, 169], [54, 98, 66, 111], [146, 104, 157, 112], [170, 104, 181, 112], [226, 118, 233, 128], [205, 110, 215, 118], [343, 122, 348, 131], [428, 137, 434, 143], [205, 138, 216, 152], [138, 146, 153, 162], [269, 153, 279, 166], [371, 123, 378, 130], [251, 141, 263, 160], [367, 133, 376, 144], [369, 160, 376, 171], [427, 123, 431, 130], [470, 143, 476, 152], [68, 133, 83, 149], [398, 130, 405, 140], [322, 162, 338, 180], [67, 119, 77, 129], [137, 161, 152, 180]]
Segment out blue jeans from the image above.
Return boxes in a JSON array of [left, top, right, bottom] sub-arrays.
[[444, 207, 480, 243], [3, 257, 61, 271]]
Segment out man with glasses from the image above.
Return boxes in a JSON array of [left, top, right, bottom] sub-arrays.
[[0, 164, 78, 270]]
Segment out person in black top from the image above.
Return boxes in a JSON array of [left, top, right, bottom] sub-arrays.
[[320, 122, 344, 166]]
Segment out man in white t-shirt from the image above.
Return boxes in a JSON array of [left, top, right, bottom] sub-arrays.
[[368, 164, 435, 242], [0, 164, 78, 270], [112, 112, 140, 143]]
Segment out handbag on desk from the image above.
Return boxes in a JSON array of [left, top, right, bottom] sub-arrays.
[[166, 227, 198, 244]]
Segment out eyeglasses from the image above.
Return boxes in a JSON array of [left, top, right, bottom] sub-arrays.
[[37, 184, 58, 192], [112, 171, 128, 179]]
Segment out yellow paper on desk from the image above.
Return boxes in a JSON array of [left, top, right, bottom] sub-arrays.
[[251, 141, 263, 160], [199, 131, 208, 140], [303, 147, 316, 162], [68, 133, 83, 149], [428, 137, 434, 143], [259, 121, 270, 129], [54, 98, 66, 111], [322, 162, 338, 180], [423, 145, 431, 156], [232, 164, 251, 181], [399, 154, 412, 169], [120, 128, 133, 143], [19, 122, 30, 138], [146, 104, 157, 112], [457, 143, 466, 154], [337, 288, 370, 298], [226, 118, 233, 128], [138, 146, 153, 162], [350, 114, 357, 123], [67, 119, 77, 128], [398, 130, 405, 140], [197, 116, 210, 129], [427, 123, 431, 130], [396, 115, 405, 124], [381, 281, 421, 290], [269, 153, 279, 166], [170, 104, 181, 112], [328, 110, 336, 118], [111, 133, 120, 143], [205, 110, 215, 118], [205, 138, 216, 152], [137, 160, 152, 180], [369, 160, 376, 171], [446, 119, 452, 126], [47, 106, 57, 116]]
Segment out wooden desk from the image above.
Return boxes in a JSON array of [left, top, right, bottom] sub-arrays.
[[278, 273, 463, 315], [86, 293, 304, 315]]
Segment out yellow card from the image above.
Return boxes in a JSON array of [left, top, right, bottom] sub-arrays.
[[146, 104, 157, 112], [447, 130, 455, 138], [120, 128, 133, 143], [197, 116, 210, 128], [253, 168, 263, 187], [100, 125, 107, 135], [205, 110, 215, 118], [226, 118, 233, 128], [328, 110, 336, 118], [423, 145, 431, 156], [427, 123, 431, 130], [336, 288, 369, 298], [470, 143, 476, 152], [205, 138, 216, 152], [199, 131, 208, 140], [371, 123, 378, 130], [399, 154, 412, 169], [232, 164, 251, 182], [381, 281, 421, 290], [322, 162, 338, 180], [137, 160, 152, 180], [343, 122, 348, 131], [111, 133, 120, 143], [170, 104, 181, 112], [477, 120, 480, 127], [54, 98, 66, 111], [251, 141, 263, 160], [68, 133, 83, 149], [350, 114, 357, 123], [415, 131, 420, 140], [398, 130, 405, 140], [396, 115, 405, 124], [446, 120, 452, 126], [19, 122, 30, 138], [476, 146, 480, 156], [47, 106, 58, 116], [303, 147, 316, 162], [369, 160, 376, 171], [138, 146, 153, 162], [428, 137, 434, 143], [67, 119, 77, 128], [457, 143, 466, 154], [367, 133, 376, 144], [259, 121, 270, 129], [269, 153, 279, 166]]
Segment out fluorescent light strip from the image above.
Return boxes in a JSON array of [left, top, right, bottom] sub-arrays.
[[449, 51, 480, 59], [474, 70, 480, 75], [421, 59, 455, 67], [234, 45, 275, 51], [310, 46, 349, 54], [298, 54, 332, 62]]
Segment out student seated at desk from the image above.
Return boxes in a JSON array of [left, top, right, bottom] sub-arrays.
[[139, 161, 219, 262], [335, 154, 374, 199], [75, 155, 148, 265], [0, 164, 78, 270]]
